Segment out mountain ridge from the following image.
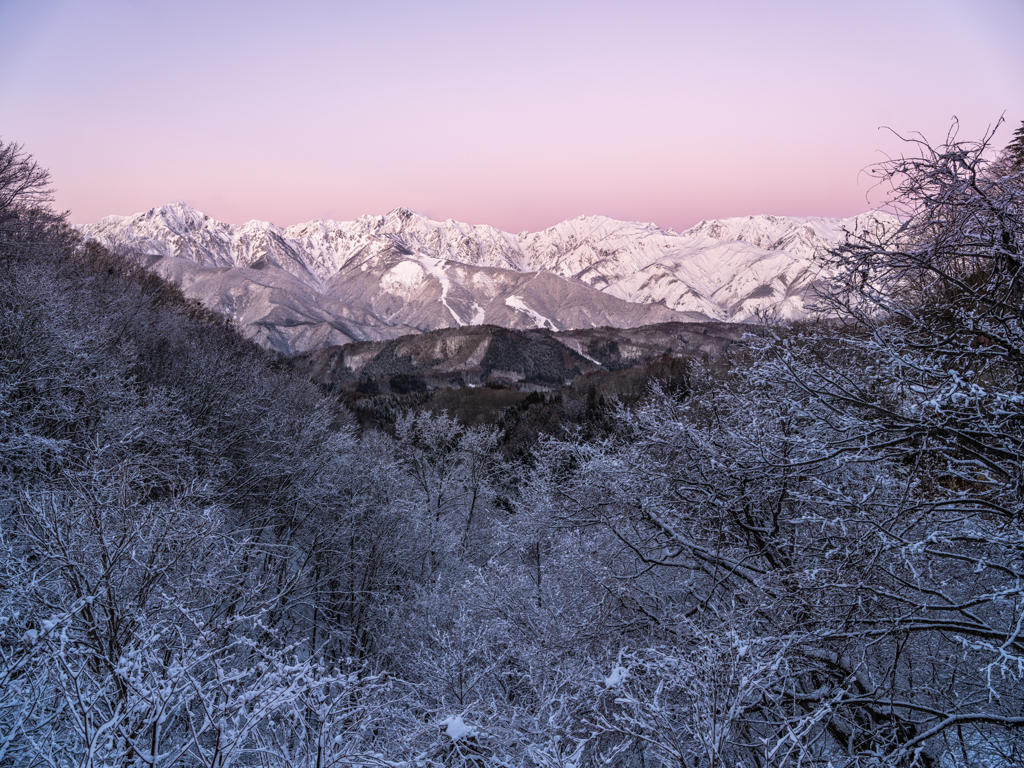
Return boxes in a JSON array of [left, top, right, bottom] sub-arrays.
[[80, 204, 896, 354]]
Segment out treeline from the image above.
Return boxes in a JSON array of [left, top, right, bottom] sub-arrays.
[[345, 353, 692, 450], [2, 124, 1023, 768]]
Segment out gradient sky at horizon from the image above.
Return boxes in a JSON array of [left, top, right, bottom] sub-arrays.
[[1, 0, 1021, 233]]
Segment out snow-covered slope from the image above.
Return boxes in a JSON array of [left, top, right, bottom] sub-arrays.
[[80, 204, 895, 354]]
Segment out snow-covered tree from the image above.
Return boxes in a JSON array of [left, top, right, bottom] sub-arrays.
[[1005, 119, 1024, 169]]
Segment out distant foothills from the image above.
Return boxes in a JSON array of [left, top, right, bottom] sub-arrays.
[[79, 204, 895, 356]]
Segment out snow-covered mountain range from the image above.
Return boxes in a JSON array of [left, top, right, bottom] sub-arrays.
[[79, 204, 893, 355]]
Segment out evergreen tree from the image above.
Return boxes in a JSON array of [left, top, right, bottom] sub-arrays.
[[1007, 118, 1024, 168]]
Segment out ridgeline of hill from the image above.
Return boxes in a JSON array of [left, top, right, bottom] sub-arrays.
[[284, 321, 747, 434], [287, 321, 744, 393]]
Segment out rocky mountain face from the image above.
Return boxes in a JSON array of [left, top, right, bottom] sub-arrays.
[[79, 203, 894, 355]]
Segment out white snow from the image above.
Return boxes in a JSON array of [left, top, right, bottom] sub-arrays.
[[505, 295, 556, 330], [440, 715, 475, 742], [604, 666, 628, 688], [380, 261, 426, 298], [469, 300, 486, 325], [417, 256, 463, 326]]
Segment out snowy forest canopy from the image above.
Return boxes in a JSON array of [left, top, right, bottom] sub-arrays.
[[2, 122, 1024, 768]]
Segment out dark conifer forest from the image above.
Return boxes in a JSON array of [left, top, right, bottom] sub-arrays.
[[2, 126, 1023, 767]]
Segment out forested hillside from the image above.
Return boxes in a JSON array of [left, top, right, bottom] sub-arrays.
[[2, 125, 1023, 767]]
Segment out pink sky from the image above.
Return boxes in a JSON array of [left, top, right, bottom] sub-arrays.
[[1, 0, 1021, 233]]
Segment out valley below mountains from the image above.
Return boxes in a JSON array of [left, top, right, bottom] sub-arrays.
[[286, 321, 746, 394], [80, 203, 894, 355]]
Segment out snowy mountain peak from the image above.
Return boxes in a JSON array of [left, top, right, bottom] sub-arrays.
[[148, 201, 208, 226], [383, 206, 425, 224]]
